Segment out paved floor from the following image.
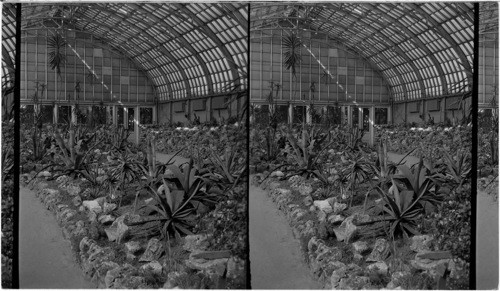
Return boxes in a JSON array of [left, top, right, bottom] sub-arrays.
[[476, 190, 499, 290], [19, 187, 96, 289], [249, 181, 322, 289]]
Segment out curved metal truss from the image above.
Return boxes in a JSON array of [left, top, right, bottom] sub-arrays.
[[3, 3, 248, 101], [251, 3, 475, 102]]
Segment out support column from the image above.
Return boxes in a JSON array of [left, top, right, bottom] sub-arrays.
[[358, 107, 363, 129], [388, 106, 392, 124], [306, 104, 312, 124], [347, 105, 352, 127], [152, 105, 157, 124], [112, 106, 117, 126], [134, 106, 139, 145], [53, 104, 58, 124], [369, 106, 375, 146], [71, 105, 77, 125], [124, 108, 129, 129], [288, 103, 293, 124]]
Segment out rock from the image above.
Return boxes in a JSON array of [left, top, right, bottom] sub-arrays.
[[307, 236, 323, 253], [88, 222, 100, 240], [332, 202, 347, 214], [183, 234, 210, 252], [353, 213, 371, 224], [270, 170, 284, 178], [328, 214, 345, 224], [38, 170, 51, 177], [339, 276, 371, 289], [140, 238, 164, 262], [140, 261, 163, 275], [309, 205, 316, 212], [288, 175, 305, 187], [329, 262, 347, 288], [104, 215, 129, 243], [72, 195, 82, 207], [83, 199, 103, 214], [226, 257, 245, 280], [410, 235, 434, 252], [125, 241, 142, 254], [66, 185, 81, 196], [386, 271, 410, 289], [190, 250, 232, 260], [298, 183, 313, 196], [352, 241, 369, 253], [317, 210, 328, 222], [317, 222, 329, 240], [72, 220, 87, 237], [366, 238, 390, 262], [303, 196, 313, 207], [163, 271, 187, 289], [98, 214, 115, 224], [103, 202, 117, 214], [415, 250, 452, 260], [367, 261, 389, 276], [185, 257, 228, 277], [332, 215, 357, 242], [411, 251, 454, 279], [313, 200, 333, 213]]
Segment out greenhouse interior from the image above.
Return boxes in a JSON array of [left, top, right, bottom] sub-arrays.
[[2, 3, 249, 289], [0, 2, 499, 290], [249, 3, 498, 290]]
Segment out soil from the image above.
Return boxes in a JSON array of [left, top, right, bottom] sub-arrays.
[[249, 181, 322, 289]]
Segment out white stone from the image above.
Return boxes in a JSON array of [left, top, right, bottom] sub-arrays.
[[313, 200, 333, 213]]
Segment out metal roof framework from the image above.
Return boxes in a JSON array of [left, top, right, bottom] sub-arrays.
[[2, 3, 248, 101], [251, 3, 479, 102]]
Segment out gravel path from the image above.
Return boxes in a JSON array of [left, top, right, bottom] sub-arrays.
[[249, 181, 322, 289], [19, 186, 96, 288]]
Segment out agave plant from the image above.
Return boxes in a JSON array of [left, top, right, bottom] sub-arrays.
[[343, 151, 372, 207], [394, 157, 443, 215], [376, 179, 423, 239]]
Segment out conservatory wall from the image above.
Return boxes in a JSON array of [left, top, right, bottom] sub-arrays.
[[250, 33, 391, 106], [392, 95, 471, 125], [157, 93, 245, 125], [20, 29, 155, 106], [478, 39, 499, 108]]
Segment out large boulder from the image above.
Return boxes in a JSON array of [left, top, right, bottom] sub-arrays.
[[82, 199, 103, 214], [410, 250, 454, 279]]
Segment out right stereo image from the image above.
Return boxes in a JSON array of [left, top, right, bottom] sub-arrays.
[[249, 3, 498, 290]]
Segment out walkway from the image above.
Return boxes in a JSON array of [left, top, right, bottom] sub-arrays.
[[19, 187, 95, 288], [249, 181, 322, 289]]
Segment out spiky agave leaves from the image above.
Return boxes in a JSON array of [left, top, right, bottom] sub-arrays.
[[47, 33, 67, 76], [282, 33, 302, 78]]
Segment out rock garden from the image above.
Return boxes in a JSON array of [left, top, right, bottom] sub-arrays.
[[250, 122, 472, 289], [19, 122, 248, 289]]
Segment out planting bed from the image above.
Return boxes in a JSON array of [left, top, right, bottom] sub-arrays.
[[250, 123, 472, 289], [19, 123, 248, 289]]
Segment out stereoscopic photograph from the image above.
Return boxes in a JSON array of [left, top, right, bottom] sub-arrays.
[[1, 1, 499, 290]]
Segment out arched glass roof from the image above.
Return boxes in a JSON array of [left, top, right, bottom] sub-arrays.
[[251, 3, 474, 102], [2, 4, 17, 94], [3, 3, 248, 101]]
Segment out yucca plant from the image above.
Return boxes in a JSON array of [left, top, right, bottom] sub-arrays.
[[47, 33, 67, 77]]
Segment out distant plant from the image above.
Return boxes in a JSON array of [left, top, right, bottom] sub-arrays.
[[283, 125, 332, 182], [209, 144, 246, 189]]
